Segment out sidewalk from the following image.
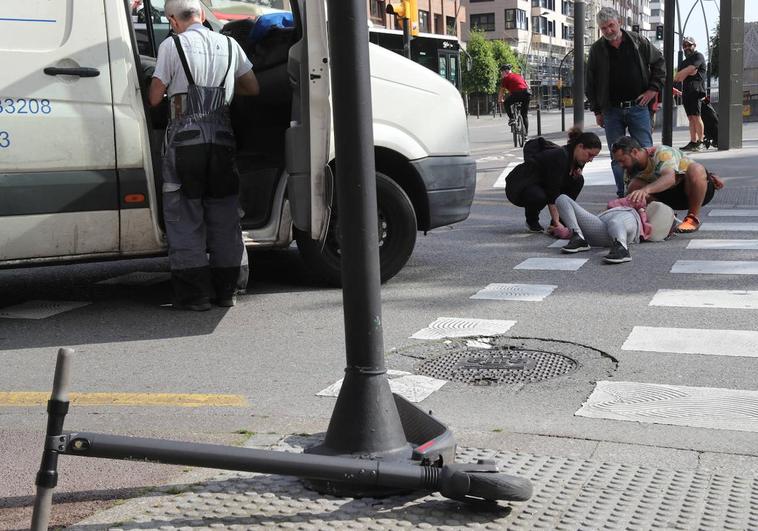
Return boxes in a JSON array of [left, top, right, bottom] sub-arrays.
[[69, 433, 758, 530]]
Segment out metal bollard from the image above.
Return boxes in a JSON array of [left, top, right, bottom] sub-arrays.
[[561, 106, 566, 132], [536, 109, 542, 136]]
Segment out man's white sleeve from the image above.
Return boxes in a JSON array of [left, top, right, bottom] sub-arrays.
[[233, 41, 254, 77], [152, 39, 176, 85]]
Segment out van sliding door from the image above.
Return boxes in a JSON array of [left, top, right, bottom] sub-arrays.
[[0, 0, 118, 261]]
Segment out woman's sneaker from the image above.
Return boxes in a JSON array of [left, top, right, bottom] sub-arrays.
[[603, 239, 631, 263], [561, 231, 590, 253]]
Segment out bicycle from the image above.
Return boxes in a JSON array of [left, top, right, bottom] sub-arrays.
[[509, 101, 527, 148]]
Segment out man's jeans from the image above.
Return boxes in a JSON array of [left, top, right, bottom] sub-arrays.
[[603, 105, 653, 197]]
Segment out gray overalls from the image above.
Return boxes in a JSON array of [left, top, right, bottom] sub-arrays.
[[162, 34, 248, 305]]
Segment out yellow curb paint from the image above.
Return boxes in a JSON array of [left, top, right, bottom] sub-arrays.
[[0, 392, 248, 407]]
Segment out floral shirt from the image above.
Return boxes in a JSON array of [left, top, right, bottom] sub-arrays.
[[624, 145, 694, 185]]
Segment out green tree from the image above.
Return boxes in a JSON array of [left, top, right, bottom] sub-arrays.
[[489, 39, 520, 74], [709, 22, 719, 79], [462, 29, 498, 95]]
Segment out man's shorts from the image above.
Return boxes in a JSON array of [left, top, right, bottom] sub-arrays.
[[654, 171, 715, 211], [682, 90, 703, 116]]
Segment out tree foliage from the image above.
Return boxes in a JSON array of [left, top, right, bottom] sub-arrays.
[[709, 21, 719, 79], [462, 29, 498, 95], [462, 31, 520, 94]]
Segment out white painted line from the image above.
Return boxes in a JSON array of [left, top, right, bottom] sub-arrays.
[[549, 239, 570, 248], [493, 162, 519, 188], [514, 257, 588, 271], [471, 283, 557, 301], [97, 272, 171, 286], [476, 155, 508, 163], [650, 289, 758, 309], [621, 326, 758, 357], [576, 380, 758, 433], [410, 317, 516, 340], [0, 300, 91, 320], [466, 339, 493, 349], [708, 209, 758, 217], [700, 222, 758, 232], [687, 239, 758, 250], [671, 260, 758, 275], [317, 370, 446, 403], [579, 158, 616, 186]]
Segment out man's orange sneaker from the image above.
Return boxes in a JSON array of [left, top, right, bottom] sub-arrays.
[[675, 213, 701, 233]]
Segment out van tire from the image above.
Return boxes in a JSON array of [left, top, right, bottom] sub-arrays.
[[295, 172, 417, 286]]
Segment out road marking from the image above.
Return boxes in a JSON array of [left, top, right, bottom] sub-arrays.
[[0, 392, 249, 407], [493, 162, 519, 188], [471, 283, 557, 301], [579, 158, 616, 186], [686, 239, 758, 250], [671, 260, 758, 275], [0, 300, 91, 320], [708, 209, 758, 217], [317, 370, 446, 403], [410, 317, 516, 340], [514, 257, 588, 271], [650, 289, 758, 309], [576, 381, 758, 433], [621, 326, 758, 357], [548, 239, 570, 248], [700, 222, 758, 231]]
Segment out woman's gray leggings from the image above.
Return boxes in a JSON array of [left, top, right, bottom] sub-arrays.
[[555, 195, 639, 247]]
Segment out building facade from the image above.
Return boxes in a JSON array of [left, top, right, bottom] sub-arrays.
[[367, 0, 467, 39]]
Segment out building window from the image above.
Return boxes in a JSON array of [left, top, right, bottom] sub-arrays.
[[446, 16, 457, 35], [434, 14, 443, 34], [470, 13, 495, 32], [418, 10, 430, 32], [505, 9, 528, 30], [532, 0, 555, 9], [561, 1, 573, 17], [562, 23, 573, 40], [532, 15, 549, 35], [369, 0, 386, 23]]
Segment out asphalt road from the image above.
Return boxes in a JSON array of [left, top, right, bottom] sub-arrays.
[[2, 112, 757, 529]]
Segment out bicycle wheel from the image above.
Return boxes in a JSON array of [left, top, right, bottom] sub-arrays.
[[512, 122, 518, 147], [516, 115, 526, 147]]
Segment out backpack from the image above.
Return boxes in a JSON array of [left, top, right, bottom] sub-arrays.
[[522, 136, 561, 162]]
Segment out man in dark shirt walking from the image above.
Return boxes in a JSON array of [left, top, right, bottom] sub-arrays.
[[675, 36, 708, 151], [586, 7, 665, 198]]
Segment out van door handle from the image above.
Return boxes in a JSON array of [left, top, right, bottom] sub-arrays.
[[44, 67, 100, 78]]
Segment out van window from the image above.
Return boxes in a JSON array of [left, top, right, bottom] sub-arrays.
[[0, 1, 73, 51]]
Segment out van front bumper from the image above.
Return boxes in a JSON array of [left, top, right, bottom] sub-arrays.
[[411, 155, 476, 230]]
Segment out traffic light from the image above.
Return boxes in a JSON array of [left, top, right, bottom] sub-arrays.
[[632, 24, 639, 33], [386, 0, 419, 36], [656, 25, 664, 40]]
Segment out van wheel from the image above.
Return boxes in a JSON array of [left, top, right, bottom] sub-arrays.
[[295, 172, 417, 286]]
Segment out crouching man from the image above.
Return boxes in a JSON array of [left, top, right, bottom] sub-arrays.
[[610, 136, 724, 233]]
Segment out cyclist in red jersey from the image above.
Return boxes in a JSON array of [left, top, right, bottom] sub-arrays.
[[497, 64, 531, 134]]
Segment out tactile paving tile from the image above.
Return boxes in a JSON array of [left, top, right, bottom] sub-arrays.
[[470, 283, 557, 301], [0, 300, 91, 320], [514, 257, 588, 271], [76, 436, 758, 530], [410, 317, 516, 340]]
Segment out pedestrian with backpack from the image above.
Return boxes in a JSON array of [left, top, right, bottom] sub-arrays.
[[505, 127, 602, 233]]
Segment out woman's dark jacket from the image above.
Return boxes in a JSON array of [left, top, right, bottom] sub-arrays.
[[505, 145, 584, 206]]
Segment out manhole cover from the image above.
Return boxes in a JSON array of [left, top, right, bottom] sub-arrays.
[[418, 348, 577, 385], [392, 337, 614, 387]]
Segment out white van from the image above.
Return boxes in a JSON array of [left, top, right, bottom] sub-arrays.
[[0, 0, 475, 285]]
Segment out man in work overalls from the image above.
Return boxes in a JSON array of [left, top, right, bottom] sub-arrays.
[[149, 0, 259, 311]]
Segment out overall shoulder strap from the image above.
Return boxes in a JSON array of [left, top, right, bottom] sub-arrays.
[[171, 34, 195, 86], [219, 36, 233, 88]]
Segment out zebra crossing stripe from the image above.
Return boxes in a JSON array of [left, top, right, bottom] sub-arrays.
[[700, 222, 758, 231], [686, 239, 758, 250], [650, 289, 758, 309], [621, 326, 758, 357], [515, 257, 588, 271], [671, 260, 758, 275], [707, 209, 758, 217], [471, 283, 557, 301], [575, 380, 758, 433], [548, 239, 569, 248], [493, 162, 518, 188], [410, 317, 516, 340]]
